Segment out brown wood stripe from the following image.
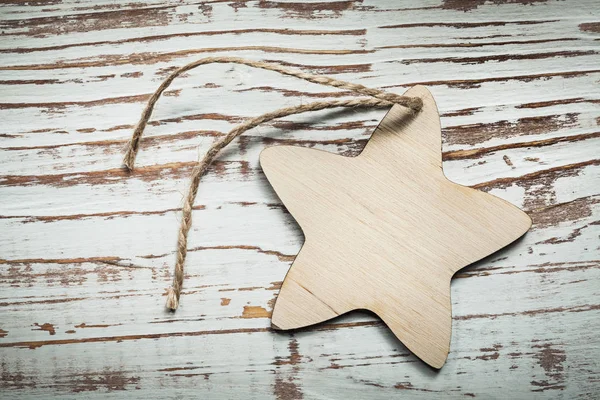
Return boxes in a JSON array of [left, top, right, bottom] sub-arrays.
[[1, 303, 596, 349], [0, 28, 368, 54]]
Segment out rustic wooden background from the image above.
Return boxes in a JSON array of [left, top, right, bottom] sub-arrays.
[[1, 0, 599, 398]]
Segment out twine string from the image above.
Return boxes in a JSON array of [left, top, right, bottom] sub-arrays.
[[122, 57, 422, 310]]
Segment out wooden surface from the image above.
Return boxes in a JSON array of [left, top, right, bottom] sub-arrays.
[[0, 0, 598, 398], [261, 86, 531, 369]]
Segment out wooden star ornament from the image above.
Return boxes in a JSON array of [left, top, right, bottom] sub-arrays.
[[259, 86, 531, 369]]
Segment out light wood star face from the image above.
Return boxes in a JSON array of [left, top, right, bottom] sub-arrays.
[[259, 86, 532, 369]]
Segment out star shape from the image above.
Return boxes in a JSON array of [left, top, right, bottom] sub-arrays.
[[260, 86, 531, 368]]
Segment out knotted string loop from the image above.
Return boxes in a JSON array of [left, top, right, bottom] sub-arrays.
[[122, 57, 422, 310]]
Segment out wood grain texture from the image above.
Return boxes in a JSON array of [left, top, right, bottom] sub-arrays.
[[0, 0, 598, 398], [261, 86, 531, 369]]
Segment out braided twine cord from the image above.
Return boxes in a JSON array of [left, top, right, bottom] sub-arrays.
[[122, 57, 422, 310]]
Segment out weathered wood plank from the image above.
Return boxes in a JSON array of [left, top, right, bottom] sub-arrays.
[[1, 0, 599, 398]]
